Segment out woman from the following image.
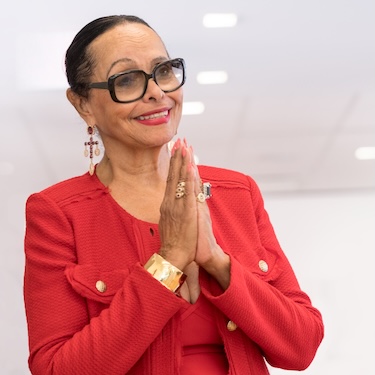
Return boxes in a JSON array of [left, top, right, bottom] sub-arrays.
[[23, 15, 324, 375]]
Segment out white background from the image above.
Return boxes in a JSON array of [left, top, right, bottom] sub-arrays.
[[0, 0, 374, 374]]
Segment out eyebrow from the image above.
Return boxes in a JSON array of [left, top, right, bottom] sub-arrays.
[[106, 56, 169, 77]]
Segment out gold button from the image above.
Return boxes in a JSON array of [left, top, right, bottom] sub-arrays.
[[227, 320, 237, 331], [95, 280, 107, 293], [258, 260, 268, 273]]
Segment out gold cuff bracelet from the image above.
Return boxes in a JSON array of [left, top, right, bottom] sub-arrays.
[[144, 253, 187, 293]]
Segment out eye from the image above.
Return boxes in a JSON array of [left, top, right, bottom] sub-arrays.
[[156, 62, 174, 79], [114, 72, 139, 88]]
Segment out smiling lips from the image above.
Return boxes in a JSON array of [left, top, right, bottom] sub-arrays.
[[138, 110, 168, 120], [136, 110, 170, 126]]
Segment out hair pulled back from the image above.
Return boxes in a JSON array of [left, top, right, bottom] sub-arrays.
[[65, 15, 152, 97]]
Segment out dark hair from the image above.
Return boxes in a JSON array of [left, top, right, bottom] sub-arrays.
[[65, 15, 153, 97]]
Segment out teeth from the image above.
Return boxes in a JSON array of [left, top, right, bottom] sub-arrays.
[[138, 110, 168, 120]]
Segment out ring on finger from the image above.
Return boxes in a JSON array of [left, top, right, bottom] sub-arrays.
[[196, 182, 212, 203], [175, 181, 186, 199], [196, 192, 205, 203], [203, 182, 212, 199]]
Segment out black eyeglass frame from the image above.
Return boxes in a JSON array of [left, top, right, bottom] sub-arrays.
[[88, 58, 186, 103]]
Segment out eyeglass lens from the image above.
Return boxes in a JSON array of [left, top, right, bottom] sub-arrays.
[[113, 60, 184, 102]]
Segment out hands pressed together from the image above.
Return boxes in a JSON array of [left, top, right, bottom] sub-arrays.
[[158, 139, 230, 289]]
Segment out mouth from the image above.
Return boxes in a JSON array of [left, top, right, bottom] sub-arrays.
[[136, 110, 169, 121]]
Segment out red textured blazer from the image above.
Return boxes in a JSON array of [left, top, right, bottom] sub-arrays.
[[24, 165, 324, 375]]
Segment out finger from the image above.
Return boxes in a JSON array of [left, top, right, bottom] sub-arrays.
[[173, 141, 194, 203], [190, 154, 205, 204], [165, 139, 194, 202], [181, 145, 196, 205], [165, 138, 183, 196]]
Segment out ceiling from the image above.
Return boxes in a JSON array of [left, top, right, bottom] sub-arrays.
[[0, 0, 374, 199]]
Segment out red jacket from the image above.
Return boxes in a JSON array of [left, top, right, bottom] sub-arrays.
[[24, 165, 324, 375]]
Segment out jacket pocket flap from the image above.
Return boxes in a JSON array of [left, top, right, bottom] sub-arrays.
[[65, 264, 130, 304]]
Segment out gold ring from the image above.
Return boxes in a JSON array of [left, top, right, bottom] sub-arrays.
[[196, 192, 205, 203], [176, 181, 186, 199]]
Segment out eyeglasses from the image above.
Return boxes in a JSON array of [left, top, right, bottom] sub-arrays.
[[88, 58, 186, 103]]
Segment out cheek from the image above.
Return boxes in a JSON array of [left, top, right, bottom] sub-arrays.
[[175, 89, 184, 105], [171, 90, 184, 115], [93, 99, 132, 126]]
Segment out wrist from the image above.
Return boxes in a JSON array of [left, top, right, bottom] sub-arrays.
[[144, 253, 187, 293], [201, 251, 231, 290]]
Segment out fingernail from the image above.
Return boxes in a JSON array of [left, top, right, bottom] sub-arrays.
[[181, 145, 187, 157], [171, 145, 176, 156], [171, 138, 181, 155]]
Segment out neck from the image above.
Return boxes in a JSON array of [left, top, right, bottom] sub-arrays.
[[95, 143, 170, 187]]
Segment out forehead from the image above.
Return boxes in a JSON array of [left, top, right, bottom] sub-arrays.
[[89, 23, 168, 70]]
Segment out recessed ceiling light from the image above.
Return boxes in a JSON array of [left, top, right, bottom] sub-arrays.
[[203, 13, 238, 28], [182, 101, 205, 115], [197, 71, 228, 85], [355, 146, 375, 160]]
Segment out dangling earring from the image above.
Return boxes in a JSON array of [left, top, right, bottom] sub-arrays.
[[84, 124, 100, 175]]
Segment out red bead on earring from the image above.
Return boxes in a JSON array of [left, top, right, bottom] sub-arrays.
[[84, 125, 100, 175]]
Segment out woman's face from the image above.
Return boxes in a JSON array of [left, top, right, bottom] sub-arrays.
[[84, 23, 183, 152]]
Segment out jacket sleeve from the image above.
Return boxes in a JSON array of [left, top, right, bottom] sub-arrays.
[[201, 176, 324, 370], [24, 192, 185, 375]]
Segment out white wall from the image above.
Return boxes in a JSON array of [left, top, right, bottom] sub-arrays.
[[0, 189, 374, 374], [265, 189, 375, 374]]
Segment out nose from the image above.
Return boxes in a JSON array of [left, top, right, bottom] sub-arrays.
[[142, 78, 165, 102]]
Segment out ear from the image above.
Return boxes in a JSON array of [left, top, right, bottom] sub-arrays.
[[66, 88, 95, 125]]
